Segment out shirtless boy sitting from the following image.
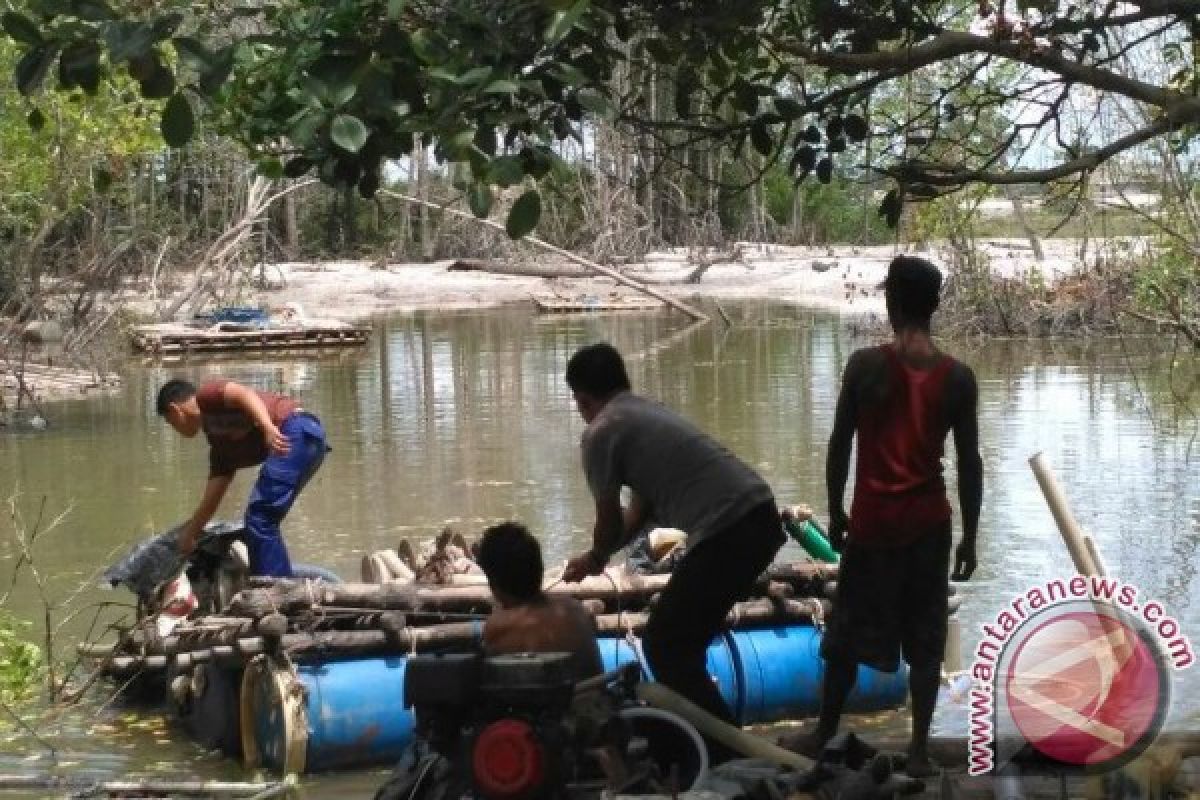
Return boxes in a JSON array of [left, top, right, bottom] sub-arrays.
[[477, 522, 604, 681]]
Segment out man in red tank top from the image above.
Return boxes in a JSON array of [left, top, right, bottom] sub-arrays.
[[156, 378, 329, 576], [792, 256, 983, 777]]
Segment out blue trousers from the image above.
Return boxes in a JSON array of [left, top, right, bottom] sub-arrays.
[[244, 413, 328, 577]]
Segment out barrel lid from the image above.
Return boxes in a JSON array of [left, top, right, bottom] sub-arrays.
[[240, 656, 308, 776]]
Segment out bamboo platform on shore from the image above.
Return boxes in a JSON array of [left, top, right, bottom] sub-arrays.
[[130, 322, 370, 354]]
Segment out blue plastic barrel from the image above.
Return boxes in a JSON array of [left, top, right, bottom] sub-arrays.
[[251, 657, 414, 773], [596, 636, 740, 715], [728, 626, 908, 724], [247, 624, 908, 774]]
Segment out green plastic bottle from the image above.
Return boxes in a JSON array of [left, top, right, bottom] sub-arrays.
[[784, 517, 840, 563]]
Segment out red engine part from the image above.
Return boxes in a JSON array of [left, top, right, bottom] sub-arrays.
[[472, 718, 546, 799]]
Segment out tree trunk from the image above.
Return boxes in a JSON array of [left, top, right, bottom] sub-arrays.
[[1003, 185, 1045, 261]]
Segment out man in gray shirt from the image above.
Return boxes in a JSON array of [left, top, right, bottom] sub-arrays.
[[563, 343, 785, 739]]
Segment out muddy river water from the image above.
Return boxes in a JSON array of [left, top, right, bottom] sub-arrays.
[[2, 303, 1198, 795]]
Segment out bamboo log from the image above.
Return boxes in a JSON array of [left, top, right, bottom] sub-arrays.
[[1029, 452, 1101, 576], [595, 597, 828, 634], [229, 563, 837, 618], [128, 598, 824, 665]]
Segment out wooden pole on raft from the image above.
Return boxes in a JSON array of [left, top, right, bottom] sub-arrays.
[[1029, 452, 1101, 576], [377, 191, 709, 323]]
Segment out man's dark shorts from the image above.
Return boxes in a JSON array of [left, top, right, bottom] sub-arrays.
[[820, 522, 952, 673]]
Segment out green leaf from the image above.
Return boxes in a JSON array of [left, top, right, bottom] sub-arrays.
[[172, 36, 213, 70], [58, 40, 102, 94], [283, 157, 313, 178], [358, 167, 380, 198], [2, 12, 44, 46], [878, 189, 902, 227], [127, 52, 157, 81], [161, 91, 194, 147], [545, 0, 589, 45], [330, 113, 369, 153], [482, 79, 519, 94], [387, 0, 407, 18], [15, 46, 55, 95], [816, 157, 832, 184], [138, 63, 175, 99], [750, 120, 773, 156], [467, 182, 493, 218], [198, 46, 234, 95], [773, 96, 805, 120], [257, 158, 284, 179], [327, 82, 357, 108], [26, 107, 45, 131], [576, 88, 610, 116], [489, 155, 524, 187], [733, 80, 758, 115], [288, 110, 325, 147], [843, 114, 868, 142], [409, 29, 446, 64], [457, 65, 492, 85], [505, 189, 541, 238]]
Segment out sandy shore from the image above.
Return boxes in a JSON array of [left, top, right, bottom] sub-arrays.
[[164, 238, 1086, 323]]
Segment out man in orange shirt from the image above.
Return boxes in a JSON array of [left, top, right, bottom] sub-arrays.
[[156, 378, 329, 576], [801, 256, 983, 776]]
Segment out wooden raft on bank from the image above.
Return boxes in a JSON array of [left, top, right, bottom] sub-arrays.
[[130, 322, 371, 354]]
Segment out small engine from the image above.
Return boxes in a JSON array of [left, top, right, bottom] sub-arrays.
[[398, 652, 627, 800]]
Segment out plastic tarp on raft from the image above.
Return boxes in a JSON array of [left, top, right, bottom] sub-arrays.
[[243, 626, 908, 774]]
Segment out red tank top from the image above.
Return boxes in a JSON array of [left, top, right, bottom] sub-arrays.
[[849, 345, 955, 546]]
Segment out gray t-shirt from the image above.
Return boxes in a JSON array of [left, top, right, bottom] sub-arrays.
[[581, 392, 773, 546]]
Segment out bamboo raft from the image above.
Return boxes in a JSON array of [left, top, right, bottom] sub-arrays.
[[83, 562, 846, 676], [130, 322, 371, 354], [80, 522, 962, 775]]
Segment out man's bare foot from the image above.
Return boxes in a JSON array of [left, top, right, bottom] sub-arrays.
[[905, 748, 937, 778], [779, 730, 832, 760]]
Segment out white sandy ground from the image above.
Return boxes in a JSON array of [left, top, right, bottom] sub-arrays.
[[114, 236, 1114, 323]]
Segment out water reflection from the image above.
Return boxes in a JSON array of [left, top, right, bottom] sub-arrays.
[[1, 304, 1197, 787]]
